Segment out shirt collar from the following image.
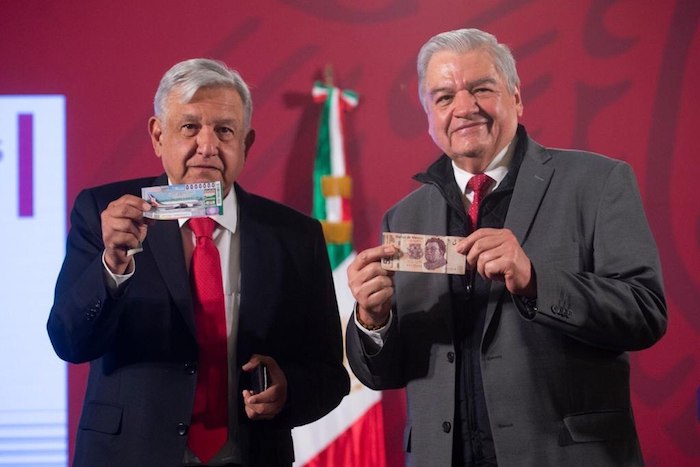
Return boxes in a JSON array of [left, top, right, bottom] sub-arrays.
[[452, 138, 515, 195], [177, 185, 238, 234]]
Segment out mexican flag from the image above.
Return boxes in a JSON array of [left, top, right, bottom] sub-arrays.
[[291, 79, 386, 466]]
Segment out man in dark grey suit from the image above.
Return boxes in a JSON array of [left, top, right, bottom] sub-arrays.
[[48, 58, 349, 466], [346, 29, 666, 466]]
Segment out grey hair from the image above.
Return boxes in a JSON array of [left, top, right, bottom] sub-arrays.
[[416, 28, 520, 111], [153, 58, 253, 128]]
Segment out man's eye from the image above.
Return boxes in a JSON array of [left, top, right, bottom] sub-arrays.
[[217, 127, 234, 140], [181, 124, 198, 135], [436, 95, 452, 104]]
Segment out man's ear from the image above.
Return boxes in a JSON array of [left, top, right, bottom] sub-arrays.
[[148, 117, 163, 158], [513, 88, 524, 118], [244, 128, 256, 160]]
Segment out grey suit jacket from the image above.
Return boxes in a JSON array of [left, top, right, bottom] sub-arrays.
[[346, 135, 666, 466], [48, 175, 349, 467]]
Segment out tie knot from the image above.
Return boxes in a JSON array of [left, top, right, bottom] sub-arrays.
[[189, 217, 216, 239], [467, 173, 494, 197]]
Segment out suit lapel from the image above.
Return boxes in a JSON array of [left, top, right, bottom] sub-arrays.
[[483, 140, 553, 344], [503, 142, 553, 244], [236, 186, 279, 362], [147, 219, 195, 334], [143, 174, 196, 335]]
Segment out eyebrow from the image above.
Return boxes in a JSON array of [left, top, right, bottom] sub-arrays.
[[179, 113, 201, 122], [178, 114, 239, 127], [213, 118, 238, 127], [428, 76, 499, 98], [428, 86, 454, 99], [468, 77, 499, 88]]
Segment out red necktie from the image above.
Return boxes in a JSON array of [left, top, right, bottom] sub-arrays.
[[187, 217, 228, 463], [467, 174, 494, 232]]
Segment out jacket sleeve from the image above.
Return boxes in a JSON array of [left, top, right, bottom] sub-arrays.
[[345, 214, 407, 391], [272, 220, 350, 427], [47, 188, 126, 363], [525, 161, 667, 351]]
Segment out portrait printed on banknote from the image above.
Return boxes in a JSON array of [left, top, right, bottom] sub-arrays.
[[423, 237, 448, 271]]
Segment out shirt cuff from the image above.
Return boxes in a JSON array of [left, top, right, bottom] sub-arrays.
[[354, 304, 393, 348], [102, 250, 135, 296]]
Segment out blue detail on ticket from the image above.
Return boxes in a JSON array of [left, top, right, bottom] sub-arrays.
[[142, 181, 223, 220]]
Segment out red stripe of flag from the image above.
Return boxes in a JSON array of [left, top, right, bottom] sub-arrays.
[[304, 402, 387, 467]]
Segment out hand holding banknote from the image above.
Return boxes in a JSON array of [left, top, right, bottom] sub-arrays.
[[454, 228, 536, 298], [101, 194, 154, 274], [347, 244, 398, 328]]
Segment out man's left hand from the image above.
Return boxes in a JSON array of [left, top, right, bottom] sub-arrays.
[[456, 228, 536, 298], [242, 354, 287, 420]]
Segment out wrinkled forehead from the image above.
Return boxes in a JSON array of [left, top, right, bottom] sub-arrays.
[[162, 85, 246, 122], [428, 49, 502, 80], [169, 84, 240, 106]]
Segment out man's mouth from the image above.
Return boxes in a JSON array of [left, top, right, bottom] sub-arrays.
[[188, 165, 220, 171], [452, 121, 487, 134]]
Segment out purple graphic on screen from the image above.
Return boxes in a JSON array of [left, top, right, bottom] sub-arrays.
[[18, 113, 33, 217]]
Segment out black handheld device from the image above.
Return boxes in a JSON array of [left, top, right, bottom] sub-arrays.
[[250, 364, 269, 394]]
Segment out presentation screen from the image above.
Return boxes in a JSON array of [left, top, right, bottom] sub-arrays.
[[0, 96, 67, 466]]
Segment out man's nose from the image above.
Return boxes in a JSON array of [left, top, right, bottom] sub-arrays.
[[196, 127, 218, 156], [453, 90, 478, 116]]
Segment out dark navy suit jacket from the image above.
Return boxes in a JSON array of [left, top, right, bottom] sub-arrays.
[[48, 175, 349, 466]]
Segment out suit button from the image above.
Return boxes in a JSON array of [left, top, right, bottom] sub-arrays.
[[447, 352, 455, 363], [465, 284, 472, 294], [442, 421, 451, 433], [184, 362, 197, 375], [176, 423, 189, 436]]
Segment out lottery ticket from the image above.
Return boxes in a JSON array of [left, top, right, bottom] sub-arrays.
[[142, 181, 223, 220]]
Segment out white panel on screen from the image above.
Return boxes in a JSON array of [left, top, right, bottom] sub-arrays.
[[0, 96, 67, 466]]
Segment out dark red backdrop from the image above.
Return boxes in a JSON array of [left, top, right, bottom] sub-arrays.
[[2, 1, 698, 465]]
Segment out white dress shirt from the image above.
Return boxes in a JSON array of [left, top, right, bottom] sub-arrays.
[[103, 188, 242, 465]]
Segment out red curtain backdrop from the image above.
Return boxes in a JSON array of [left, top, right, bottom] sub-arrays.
[[2, 1, 698, 465]]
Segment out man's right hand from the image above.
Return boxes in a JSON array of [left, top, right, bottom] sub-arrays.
[[101, 195, 153, 274], [347, 244, 397, 328]]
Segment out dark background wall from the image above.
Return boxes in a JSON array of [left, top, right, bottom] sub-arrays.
[[1, 1, 698, 465]]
